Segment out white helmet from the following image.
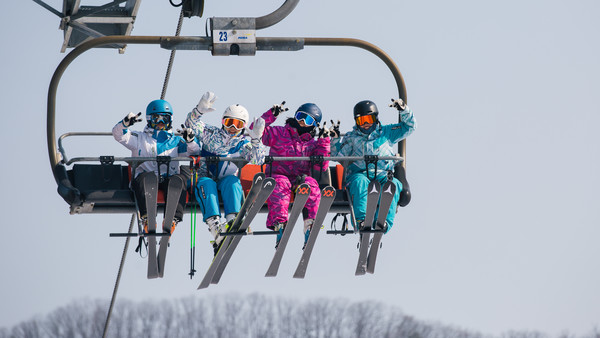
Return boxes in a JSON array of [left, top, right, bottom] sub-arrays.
[[223, 104, 249, 123]]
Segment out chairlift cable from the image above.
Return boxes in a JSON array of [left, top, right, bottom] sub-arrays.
[[160, 8, 185, 99], [102, 213, 136, 338]]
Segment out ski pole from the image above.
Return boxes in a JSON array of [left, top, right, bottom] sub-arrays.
[[188, 157, 200, 278]]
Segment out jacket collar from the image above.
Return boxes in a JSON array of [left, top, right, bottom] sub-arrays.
[[285, 123, 313, 141], [352, 122, 381, 138]]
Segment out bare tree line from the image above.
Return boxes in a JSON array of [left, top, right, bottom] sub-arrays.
[[1, 294, 599, 338]]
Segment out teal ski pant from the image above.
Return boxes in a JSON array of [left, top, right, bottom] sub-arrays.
[[194, 175, 242, 222], [346, 172, 401, 231]]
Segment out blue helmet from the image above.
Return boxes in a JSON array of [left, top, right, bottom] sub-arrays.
[[295, 103, 322, 126], [146, 99, 173, 130]]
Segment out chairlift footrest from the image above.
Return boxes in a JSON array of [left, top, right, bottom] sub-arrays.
[[326, 230, 355, 235], [109, 232, 170, 237], [359, 229, 385, 234], [109, 232, 139, 237]]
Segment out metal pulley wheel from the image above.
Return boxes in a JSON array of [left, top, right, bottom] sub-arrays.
[[182, 0, 204, 18]]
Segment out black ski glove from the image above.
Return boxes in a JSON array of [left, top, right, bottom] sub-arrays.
[[272, 101, 288, 117], [389, 98, 407, 112], [177, 124, 196, 143], [123, 112, 142, 127]]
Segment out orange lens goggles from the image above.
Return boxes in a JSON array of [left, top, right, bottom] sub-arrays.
[[355, 114, 376, 126], [222, 118, 245, 130]]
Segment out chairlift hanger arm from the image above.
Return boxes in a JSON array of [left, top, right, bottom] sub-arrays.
[[48, 34, 408, 185], [255, 0, 299, 29], [33, 0, 63, 17]]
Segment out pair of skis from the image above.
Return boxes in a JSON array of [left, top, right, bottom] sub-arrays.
[[292, 186, 336, 278], [141, 173, 184, 279], [355, 178, 397, 275], [265, 184, 337, 278], [197, 173, 275, 289]]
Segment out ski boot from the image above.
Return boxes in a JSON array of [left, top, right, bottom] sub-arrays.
[[170, 220, 178, 234], [163, 219, 178, 234], [268, 222, 286, 248], [302, 219, 314, 250], [375, 220, 388, 233], [135, 217, 150, 254], [206, 216, 226, 256], [207, 215, 222, 238], [142, 217, 149, 235], [356, 220, 365, 249]]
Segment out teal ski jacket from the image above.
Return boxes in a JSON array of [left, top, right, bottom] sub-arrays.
[[331, 107, 416, 179]]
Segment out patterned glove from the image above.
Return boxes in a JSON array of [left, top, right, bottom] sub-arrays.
[[123, 112, 142, 127], [272, 101, 288, 117], [317, 121, 331, 139], [177, 124, 196, 143], [329, 120, 341, 139], [194, 91, 217, 115], [389, 98, 407, 112]]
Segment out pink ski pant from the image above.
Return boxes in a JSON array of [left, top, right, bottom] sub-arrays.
[[266, 174, 321, 228]]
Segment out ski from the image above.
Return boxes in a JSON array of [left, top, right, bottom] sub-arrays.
[[366, 180, 397, 274], [142, 173, 160, 279], [197, 173, 265, 290], [355, 179, 381, 276], [265, 182, 311, 277], [157, 176, 185, 278], [210, 177, 276, 284], [293, 186, 336, 279]]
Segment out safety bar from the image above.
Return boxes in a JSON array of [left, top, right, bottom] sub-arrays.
[[65, 155, 403, 166], [58, 132, 403, 166]]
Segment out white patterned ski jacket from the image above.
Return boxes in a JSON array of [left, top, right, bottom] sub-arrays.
[[112, 122, 200, 179], [185, 110, 266, 179], [331, 107, 416, 179]]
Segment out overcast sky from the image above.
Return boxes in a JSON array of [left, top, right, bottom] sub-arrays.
[[2, 0, 600, 336]]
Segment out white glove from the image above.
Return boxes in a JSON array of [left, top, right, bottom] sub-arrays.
[[245, 117, 265, 140], [194, 91, 217, 115], [123, 112, 142, 127]]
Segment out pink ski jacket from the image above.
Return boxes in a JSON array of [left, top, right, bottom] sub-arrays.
[[260, 109, 330, 179]]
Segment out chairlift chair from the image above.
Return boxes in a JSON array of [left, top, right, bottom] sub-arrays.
[[47, 0, 412, 218]]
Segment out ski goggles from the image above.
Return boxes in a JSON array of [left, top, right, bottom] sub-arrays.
[[355, 114, 377, 126], [149, 113, 171, 125], [222, 117, 246, 130], [294, 111, 317, 126]]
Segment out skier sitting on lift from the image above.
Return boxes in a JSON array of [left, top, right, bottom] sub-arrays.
[[259, 101, 331, 247], [112, 99, 199, 235], [184, 92, 267, 253], [331, 98, 416, 232]]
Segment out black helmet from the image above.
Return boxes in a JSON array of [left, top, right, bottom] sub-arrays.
[[353, 100, 379, 118]]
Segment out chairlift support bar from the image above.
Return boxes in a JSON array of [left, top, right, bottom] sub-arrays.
[[48, 35, 408, 187]]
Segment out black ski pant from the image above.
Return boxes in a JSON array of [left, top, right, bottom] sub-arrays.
[[132, 171, 189, 222]]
